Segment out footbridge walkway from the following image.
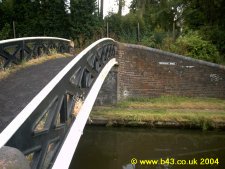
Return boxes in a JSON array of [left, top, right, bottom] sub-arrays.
[[0, 37, 117, 169]]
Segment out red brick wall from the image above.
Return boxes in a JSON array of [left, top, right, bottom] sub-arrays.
[[116, 43, 225, 100]]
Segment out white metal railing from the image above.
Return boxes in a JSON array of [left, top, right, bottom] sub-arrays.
[[52, 58, 117, 169], [0, 38, 117, 169], [0, 37, 70, 44]]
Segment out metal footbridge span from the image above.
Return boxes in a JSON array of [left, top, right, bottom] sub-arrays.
[[0, 38, 117, 169]]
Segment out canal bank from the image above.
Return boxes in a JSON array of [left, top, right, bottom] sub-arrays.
[[90, 96, 225, 130]]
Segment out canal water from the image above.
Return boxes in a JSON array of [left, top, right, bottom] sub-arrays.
[[69, 126, 225, 169]]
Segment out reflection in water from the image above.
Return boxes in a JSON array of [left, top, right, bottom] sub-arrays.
[[69, 126, 225, 169], [122, 164, 135, 169]]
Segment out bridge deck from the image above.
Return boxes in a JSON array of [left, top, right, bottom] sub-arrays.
[[0, 56, 74, 132]]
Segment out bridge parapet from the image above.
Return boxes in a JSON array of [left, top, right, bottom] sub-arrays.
[[0, 37, 73, 68], [0, 38, 117, 169], [116, 42, 225, 99]]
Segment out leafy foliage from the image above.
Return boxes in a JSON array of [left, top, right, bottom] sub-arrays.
[[105, 0, 225, 64], [0, 0, 102, 46], [70, 0, 101, 47], [0, 0, 225, 63], [0, 23, 11, 39], [162, 31, 221, 63], [176, 32, 220, 62]]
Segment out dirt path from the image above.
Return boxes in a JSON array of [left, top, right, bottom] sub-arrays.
[[0, 56, 74, 132]]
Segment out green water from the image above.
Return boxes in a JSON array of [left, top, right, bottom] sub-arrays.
[[69, 126, 225, 169]]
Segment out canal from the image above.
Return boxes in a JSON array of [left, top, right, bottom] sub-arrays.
[[69, 126, 225, 169]]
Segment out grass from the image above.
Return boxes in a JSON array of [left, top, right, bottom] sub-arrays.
[[117, 96, 225, 109], [91, 96, 225, 130], [0, 53, 73, 80]]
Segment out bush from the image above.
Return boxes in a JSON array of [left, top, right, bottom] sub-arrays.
[[0, 23, 11, 40], [105, 13, 145, 43], [200, 26, 225, 56], [163, 31, 221, 63], [141, 27, 167, 48]]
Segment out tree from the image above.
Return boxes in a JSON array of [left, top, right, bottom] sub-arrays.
[[100, 0, 103, 19], [13, 0, 42, 37], [0, 0, 71, 38], [130, 0, 184, 33], [70, 0, 101, 47], [40, 0, 70, 38], [117, 0, 125, 16], [0, 0, 15, 39], [183, 0, 225, 58]]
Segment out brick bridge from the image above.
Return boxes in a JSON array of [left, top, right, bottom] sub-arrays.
[[98, 43, 225, 105]]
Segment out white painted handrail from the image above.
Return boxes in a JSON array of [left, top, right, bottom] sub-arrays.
[[0, 38, 115, 148], [0, 37, 70, 44], [52, 58, 118, 169]]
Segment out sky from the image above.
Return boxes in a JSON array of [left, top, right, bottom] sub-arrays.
[[102, 0, 132, 17]]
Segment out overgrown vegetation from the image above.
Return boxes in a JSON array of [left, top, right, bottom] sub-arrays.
[[0, 0, 102, 47], [105, 0, 225, 64], [0, 0, 225, 63], [92, 96, 225, 130], [162, 31, 222, 63]]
